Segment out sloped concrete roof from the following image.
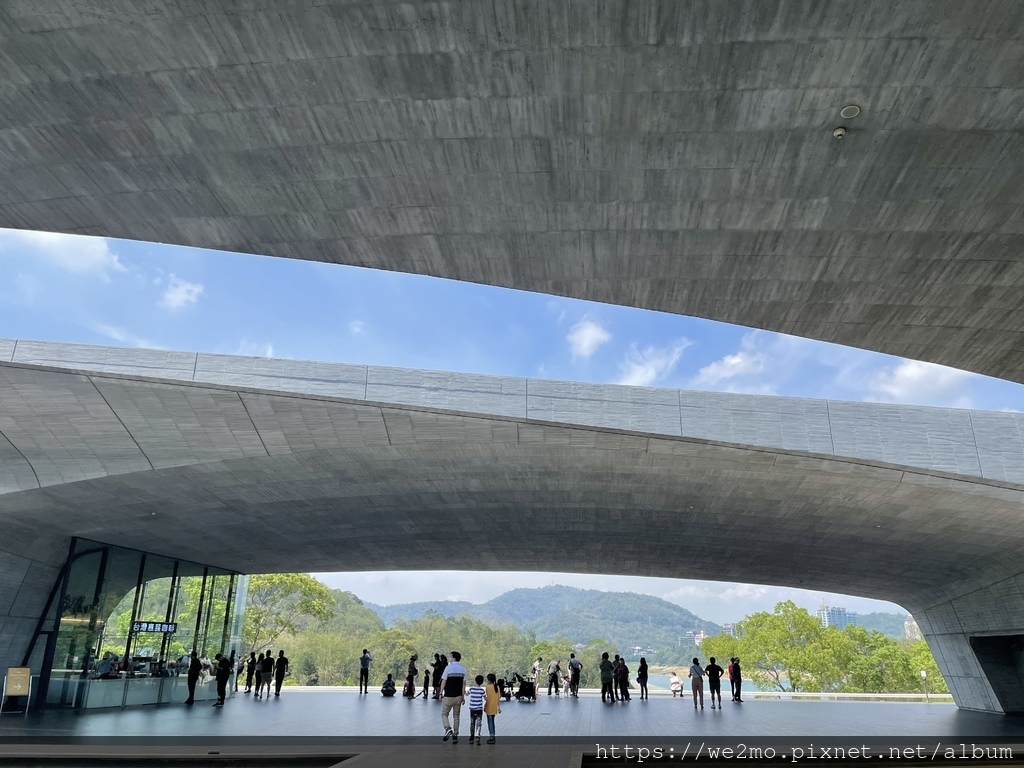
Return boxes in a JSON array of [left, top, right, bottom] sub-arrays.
[[1, 2, 1023, 380], [2, 340, 1023, 614]]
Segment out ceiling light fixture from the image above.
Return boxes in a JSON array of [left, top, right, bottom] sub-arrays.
[[840, 105, 861, 119]]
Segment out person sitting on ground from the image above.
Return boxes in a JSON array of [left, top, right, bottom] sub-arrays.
[[381, 673, 397, 696]]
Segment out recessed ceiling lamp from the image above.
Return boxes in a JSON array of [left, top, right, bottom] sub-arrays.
[[840, 105, 861, 119]]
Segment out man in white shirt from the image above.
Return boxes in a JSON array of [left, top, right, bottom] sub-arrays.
[[440, 650, 467, 744]]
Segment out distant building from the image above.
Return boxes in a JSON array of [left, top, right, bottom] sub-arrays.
[[723, 623, 737, 637], [904, 614, 922, 641], [817, 601, 858, 630]]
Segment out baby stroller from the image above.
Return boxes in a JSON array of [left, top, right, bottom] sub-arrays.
[[496, 676, 513, 701], [511, 672, 536, 701]]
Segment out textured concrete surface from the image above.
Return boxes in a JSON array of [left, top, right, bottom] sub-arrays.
[[1, 2, 1024, 381], [2, 341, 1024, 712], [5, 339, 1024, 487]]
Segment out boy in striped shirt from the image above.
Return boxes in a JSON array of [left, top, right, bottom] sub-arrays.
[[467, 675, 487, 745]]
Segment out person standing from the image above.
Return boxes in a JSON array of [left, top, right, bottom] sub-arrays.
[[359, 649, 373, 694], [185, 650, 201, 705], [430, 654, 443, 699], [611, 656, 622, 701], [484, 673, 501, 744], [547, 658, 561, 696], [532, 657, 543, 683], [732, 658, 743, 702], [705, 657, 724, 709], [405, 655, 419, 698], [688, 657, 705, 710], [434, 654, 448, 700], [213, 652, 230, 706], [254, 652, 265, 698], [422, 667, 431, 700], [259, 651, 275, 698], [637, 657, 649, 700], [599, 652, 615, 703], [727, 658, 736, 700], [467, 675, 487, 745], [440, 651, 467, 743], [274, 649, 289, 696], [229, 650, 238, 693], [245, 652, 257, 693], [568, 653, 582, 698], [615, 658, 631, 702]]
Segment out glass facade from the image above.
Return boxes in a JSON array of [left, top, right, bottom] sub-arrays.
[[23, 538, 246, 710]]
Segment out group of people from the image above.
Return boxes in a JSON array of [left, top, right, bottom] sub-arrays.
[[241, 649, 290, 699], [184, 649, 234, 706], [184, 648, 289, 707], [368, 649, 503, 744], [597, 653, 649, 702], [529, 653, 586, 698], [668, 657, 743, 709]]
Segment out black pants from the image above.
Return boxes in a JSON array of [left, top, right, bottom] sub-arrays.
[[246, 669, 254, 690], [570, 671, 580, 696], [548, 674, 560, 694], [359, 667, 369, 692], [275, 674, 284, 694], [618, 678, 630, 701], [733, 679, 742, 699], [709, 679, 721, 700], [216, 677, 227, 702], [601, 681, 614, 702], [186, 674, 198, 703]]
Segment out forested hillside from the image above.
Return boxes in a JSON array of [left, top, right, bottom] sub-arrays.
[[370, 585, 720, 663]]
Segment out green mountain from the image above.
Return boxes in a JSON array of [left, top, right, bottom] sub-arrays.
[[367, 585, 720, 663], [367, 600, 476, 625], [857, 612, 909, 638]]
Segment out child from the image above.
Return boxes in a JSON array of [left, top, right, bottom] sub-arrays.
[[484, 673, 501, 744], [423, 668, 430, 700], [467, 674, 487, 745]]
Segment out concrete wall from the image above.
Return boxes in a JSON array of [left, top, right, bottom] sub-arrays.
[[4, 339, 1024, 714], [8, 337, 1024, 484]]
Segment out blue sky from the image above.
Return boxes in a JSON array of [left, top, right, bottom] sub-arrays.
[[2, 227, 1022, 624]]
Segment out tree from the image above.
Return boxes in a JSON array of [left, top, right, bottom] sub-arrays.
[[244, 573, 335, 653]]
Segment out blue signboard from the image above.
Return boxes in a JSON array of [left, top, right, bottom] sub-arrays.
[[131, 621, 177, 633]]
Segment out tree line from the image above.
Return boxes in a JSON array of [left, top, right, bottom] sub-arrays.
[[700, 601, 948, 694]]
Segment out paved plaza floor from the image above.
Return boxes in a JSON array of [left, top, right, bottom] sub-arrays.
[[4, 690, 1024, 768], [2, 689, 1023, 740]]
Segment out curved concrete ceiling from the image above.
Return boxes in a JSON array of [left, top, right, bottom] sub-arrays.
[[2, 344, 1024, 616], [1, 2, 1023, 380]]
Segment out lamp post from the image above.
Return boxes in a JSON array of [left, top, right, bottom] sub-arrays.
[[920, 669, 929, 703]]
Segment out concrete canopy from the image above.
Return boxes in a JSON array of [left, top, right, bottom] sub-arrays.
[[1, 1, 1024, 380], [3, 340, 1024, 712]]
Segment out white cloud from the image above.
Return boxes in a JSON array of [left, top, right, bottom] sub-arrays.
[[348, 320, 366, 336], [567, 317, 611, 360], [692, 338, 767, 389], [159, 274, 204, 310], [4, 230, 124, 280], [616, 339, 690, 387], [91, 323, 162, 349], [866, 359, 973, 408], [235, 340, 274, 358]]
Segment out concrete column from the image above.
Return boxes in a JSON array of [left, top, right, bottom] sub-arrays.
[[0, 545, 65, 673], [916, 573, 1024, 714]]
